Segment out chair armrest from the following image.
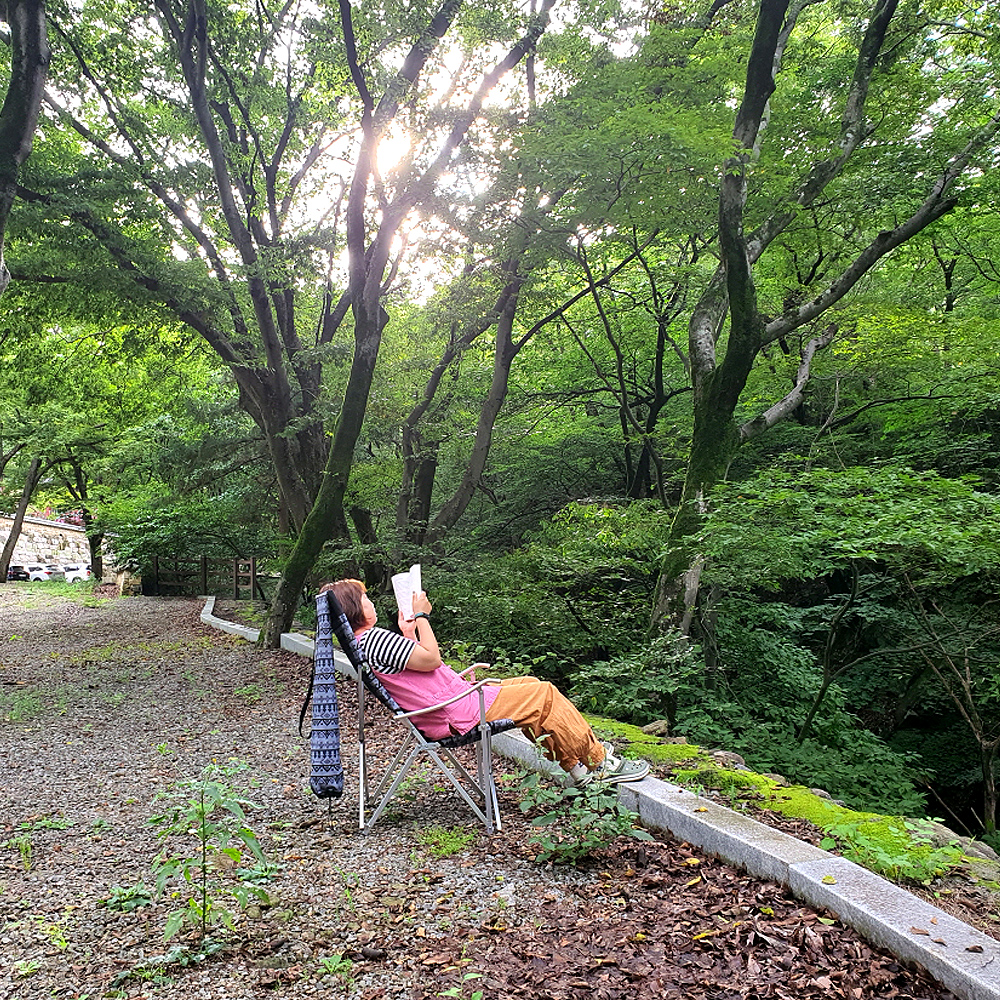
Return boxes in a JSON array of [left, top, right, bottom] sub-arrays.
[[458, 661, 490, 679], [393, 677, 502, 720]]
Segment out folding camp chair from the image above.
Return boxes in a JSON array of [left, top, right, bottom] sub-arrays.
[[316, 591, 517, 835]]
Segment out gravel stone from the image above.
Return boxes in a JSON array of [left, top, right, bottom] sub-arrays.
[[0, 588, 975, 1000]]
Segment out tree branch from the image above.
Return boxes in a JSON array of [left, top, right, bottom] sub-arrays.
[[740, 323, 835, 441]]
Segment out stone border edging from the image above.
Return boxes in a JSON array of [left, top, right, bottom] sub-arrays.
[[199, 598, 1000, 1000], [199, 595, 260, 641]]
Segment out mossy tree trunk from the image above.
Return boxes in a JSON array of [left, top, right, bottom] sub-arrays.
[[262, 0, 557, 645], [650, 0, 999, 637], [0, 0, 48, 296]]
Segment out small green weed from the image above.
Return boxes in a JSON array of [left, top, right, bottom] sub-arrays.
[[4, 691, 44, 721], [15, 958, 40, 977], [335, 867, 360, 910], [38, 915, 69, 950], [519, 772, 652, 864], [99, 883, 155, 912], [22, 814, 72, 831], [149, 759, 269, 942], [318, 953, 354, 980], [109, 940, 225, 987], [439, 972, 484, 999], [233, 683, 263, 705], [236, 859, 283, 883], [5, 832, 33, 869], [416, 824, 476, 858]]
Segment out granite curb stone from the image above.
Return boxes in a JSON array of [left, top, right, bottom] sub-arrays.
[[201, 600, 1000, 1000], [199, 594, 260, 641], [789, 857, 1000, 1000]]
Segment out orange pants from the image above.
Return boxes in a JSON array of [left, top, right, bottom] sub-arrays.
[[484, 675, 605, 772]]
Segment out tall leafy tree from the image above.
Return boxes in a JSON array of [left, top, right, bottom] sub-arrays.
[[0, 300, 242, 575], [651, 0, 1000, 630], [9, 0, 560, 641]]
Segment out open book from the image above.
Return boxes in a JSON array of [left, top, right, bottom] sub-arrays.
[[390, 564, 422, 621]]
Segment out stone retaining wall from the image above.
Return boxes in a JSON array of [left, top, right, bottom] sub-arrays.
[[0, 515, 90, 566]]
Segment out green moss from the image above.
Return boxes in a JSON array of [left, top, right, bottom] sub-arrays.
[[583, 717, 979, 884], [641, 743, 707, 764], [587, 715, 703, 762]]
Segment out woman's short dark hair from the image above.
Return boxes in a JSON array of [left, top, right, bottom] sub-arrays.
[[320, 578, 367, 629]]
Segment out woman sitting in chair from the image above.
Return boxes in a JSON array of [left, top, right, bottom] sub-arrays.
[[321, 578, 649, 786]]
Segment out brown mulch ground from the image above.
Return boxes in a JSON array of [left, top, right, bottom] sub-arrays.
[[0, 586, 990, 999]]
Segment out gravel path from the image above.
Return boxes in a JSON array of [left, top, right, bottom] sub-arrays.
[[0, 587, 964, 999]]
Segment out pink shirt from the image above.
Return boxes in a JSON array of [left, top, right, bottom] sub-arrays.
[[357, 627, 500, 740]]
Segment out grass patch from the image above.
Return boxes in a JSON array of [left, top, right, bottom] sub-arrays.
[[1, 690, 45, 722], [8, 581, 102, 607], [416, 824, 476, 858]]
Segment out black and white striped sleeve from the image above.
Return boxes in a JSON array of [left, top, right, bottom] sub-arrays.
[[358, 627, 416, 675]]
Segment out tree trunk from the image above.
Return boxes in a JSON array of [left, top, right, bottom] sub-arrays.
[[350, 504, 387, 591], [426, 274, 523, 544], [983, 743, 998, 835], [0, 456, 43, 580], [0, 0, 49, 296], [87, 529, 104, 580], [409, 452, 439, 547], [397, 423, 443, 549], [262, 302, 387, 646]]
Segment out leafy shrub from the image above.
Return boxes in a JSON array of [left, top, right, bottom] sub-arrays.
[[431, 500, 668, 680], [675, 688, 928, 816], [518, 771, 652, 864], [100, 488, 276, 569], [701, 466, 1000, 591], [572, 630, 704, 726]]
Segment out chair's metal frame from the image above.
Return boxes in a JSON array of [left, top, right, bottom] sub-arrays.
[[320, 590, 515, 835], [356, 666, 507, 834]]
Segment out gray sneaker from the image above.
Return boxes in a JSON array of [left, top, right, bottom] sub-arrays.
[[578, 744, 650, 785]]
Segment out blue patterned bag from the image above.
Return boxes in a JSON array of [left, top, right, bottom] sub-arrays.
[[300, 592, 345, 799]]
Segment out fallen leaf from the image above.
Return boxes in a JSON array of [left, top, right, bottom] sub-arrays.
[[910, 927, 929, 936], [821, 875, 837, 884], [966, 945, 984, 953]]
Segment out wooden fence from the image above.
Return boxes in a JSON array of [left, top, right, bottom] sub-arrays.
[[146, 556, 266, 599]]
